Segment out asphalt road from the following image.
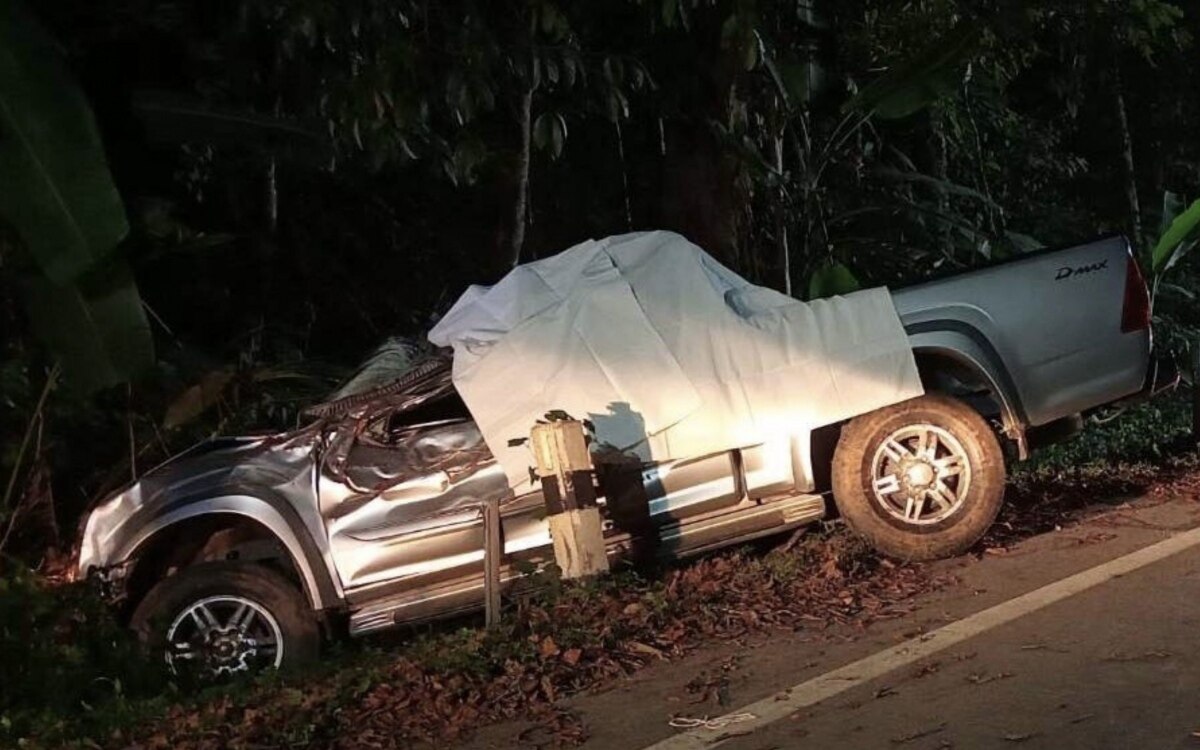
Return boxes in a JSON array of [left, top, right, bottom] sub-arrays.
[[718, 530, 1200, 750], [463, 492, 1200, 750]]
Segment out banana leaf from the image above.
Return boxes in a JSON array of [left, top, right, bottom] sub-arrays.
[[844, 25, 982, 120], [163, 368, 236, 430], [1159, 191, 1185, 241], [807, 262, 860, 300], [0, 0, 129, 284], [874, 166, 1000, 207], [21, 260, 154, 394], [131, 91, 329, 165], [762, 47, 822, 110], [330, 337, 429, 401], [1152, 196, 1200, 274], [1003, 230, 1044, 254]]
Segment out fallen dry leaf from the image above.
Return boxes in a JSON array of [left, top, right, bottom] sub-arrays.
[[891, 722, 947, 744], [1103, 650, 1171, 662], [966, 671, 1014, 685], [626, 641, 666, 660]]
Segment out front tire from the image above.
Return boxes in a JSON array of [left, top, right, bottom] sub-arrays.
[[130, 561, 319, 679], [831, 394, 1006, 561]]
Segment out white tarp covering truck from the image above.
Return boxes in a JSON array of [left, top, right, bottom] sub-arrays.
[[429, 230, 924, 486]]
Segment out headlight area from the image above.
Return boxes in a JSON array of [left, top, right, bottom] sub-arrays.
[[86, 558, 136, 605], [76, 488, 142, 587]]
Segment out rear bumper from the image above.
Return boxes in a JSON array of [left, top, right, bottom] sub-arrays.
[[1142, 355, 1181, 399], [1116, 354, 1180, 408]]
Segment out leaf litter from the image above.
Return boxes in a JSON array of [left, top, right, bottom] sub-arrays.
[[112, 528, 946, 750]]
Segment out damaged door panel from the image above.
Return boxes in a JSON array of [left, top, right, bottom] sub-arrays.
[[320, 391, 533, 592]]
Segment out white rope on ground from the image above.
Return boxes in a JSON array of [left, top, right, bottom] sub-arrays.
[[668, 713, 758, 730]]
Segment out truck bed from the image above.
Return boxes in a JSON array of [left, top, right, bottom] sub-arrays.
[[891, 234, 1151, 429]]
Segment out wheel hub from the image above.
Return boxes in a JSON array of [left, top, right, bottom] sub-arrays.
[[165, 595, 282, 678], [201, 628, 259, 673], [870, 423, 971, 526], [904, 461, 935, 489]]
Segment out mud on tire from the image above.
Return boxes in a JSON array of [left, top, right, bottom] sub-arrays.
[[831, 393, 1006, 561]]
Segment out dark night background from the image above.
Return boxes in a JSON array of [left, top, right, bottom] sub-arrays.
[[3, 1, 1200, 744]]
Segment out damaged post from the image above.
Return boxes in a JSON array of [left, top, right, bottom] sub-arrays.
[[531, 417, 609, 579], [482, 495, 503, 627]]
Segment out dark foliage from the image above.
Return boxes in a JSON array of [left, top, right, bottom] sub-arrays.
[[0, 568, 169, 742]]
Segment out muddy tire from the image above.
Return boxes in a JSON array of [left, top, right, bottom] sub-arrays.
[[130, 561, 319, 678], [831, 394, 1006, 561]]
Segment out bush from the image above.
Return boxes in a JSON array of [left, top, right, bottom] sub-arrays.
[[1023, 391, 1194, 474], [0, 565, 169, 746]]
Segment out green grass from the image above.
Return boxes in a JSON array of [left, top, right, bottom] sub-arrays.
[[1019, 391, 1195, 475]]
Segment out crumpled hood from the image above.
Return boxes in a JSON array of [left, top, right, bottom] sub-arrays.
[[78, 431, 318, 575]]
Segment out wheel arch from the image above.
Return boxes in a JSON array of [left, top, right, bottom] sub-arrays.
[[119, 497, 341, 614], [908, 326, 1028, 457]]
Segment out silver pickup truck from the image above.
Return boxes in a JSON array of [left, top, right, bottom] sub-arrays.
[[77, 234, 1166, 677]]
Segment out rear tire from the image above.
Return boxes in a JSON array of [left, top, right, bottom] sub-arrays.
[[831, 394, 1006, 561], [130, 561, 319, 679]]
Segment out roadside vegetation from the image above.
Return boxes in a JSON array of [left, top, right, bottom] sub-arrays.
[[5, 0, 1200, 747]]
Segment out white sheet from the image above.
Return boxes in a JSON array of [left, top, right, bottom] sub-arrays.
[[429, 231, 923, 486]]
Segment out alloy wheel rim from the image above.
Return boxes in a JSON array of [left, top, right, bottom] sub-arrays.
[[165, 595, 283, 677], [869, 423, 971, 526]]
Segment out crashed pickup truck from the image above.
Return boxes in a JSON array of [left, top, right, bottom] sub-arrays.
[[77, 231, 1168, 677]]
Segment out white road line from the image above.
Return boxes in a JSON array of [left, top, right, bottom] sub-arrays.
[[642, 525, 1200, 750]]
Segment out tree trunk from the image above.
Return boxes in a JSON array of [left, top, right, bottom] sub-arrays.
[[928, 111, 951, 255], [961, 67, 999, 237], [507, 86, 533, 269], [489, 87, 533, 277], [657, 122, 741, 267], [654, 6, 745, 269], [614, 118, 633, 230], [1113, 66, 1143, 248], [265, 158, 278, 234], [774, 128, 791, 296]]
